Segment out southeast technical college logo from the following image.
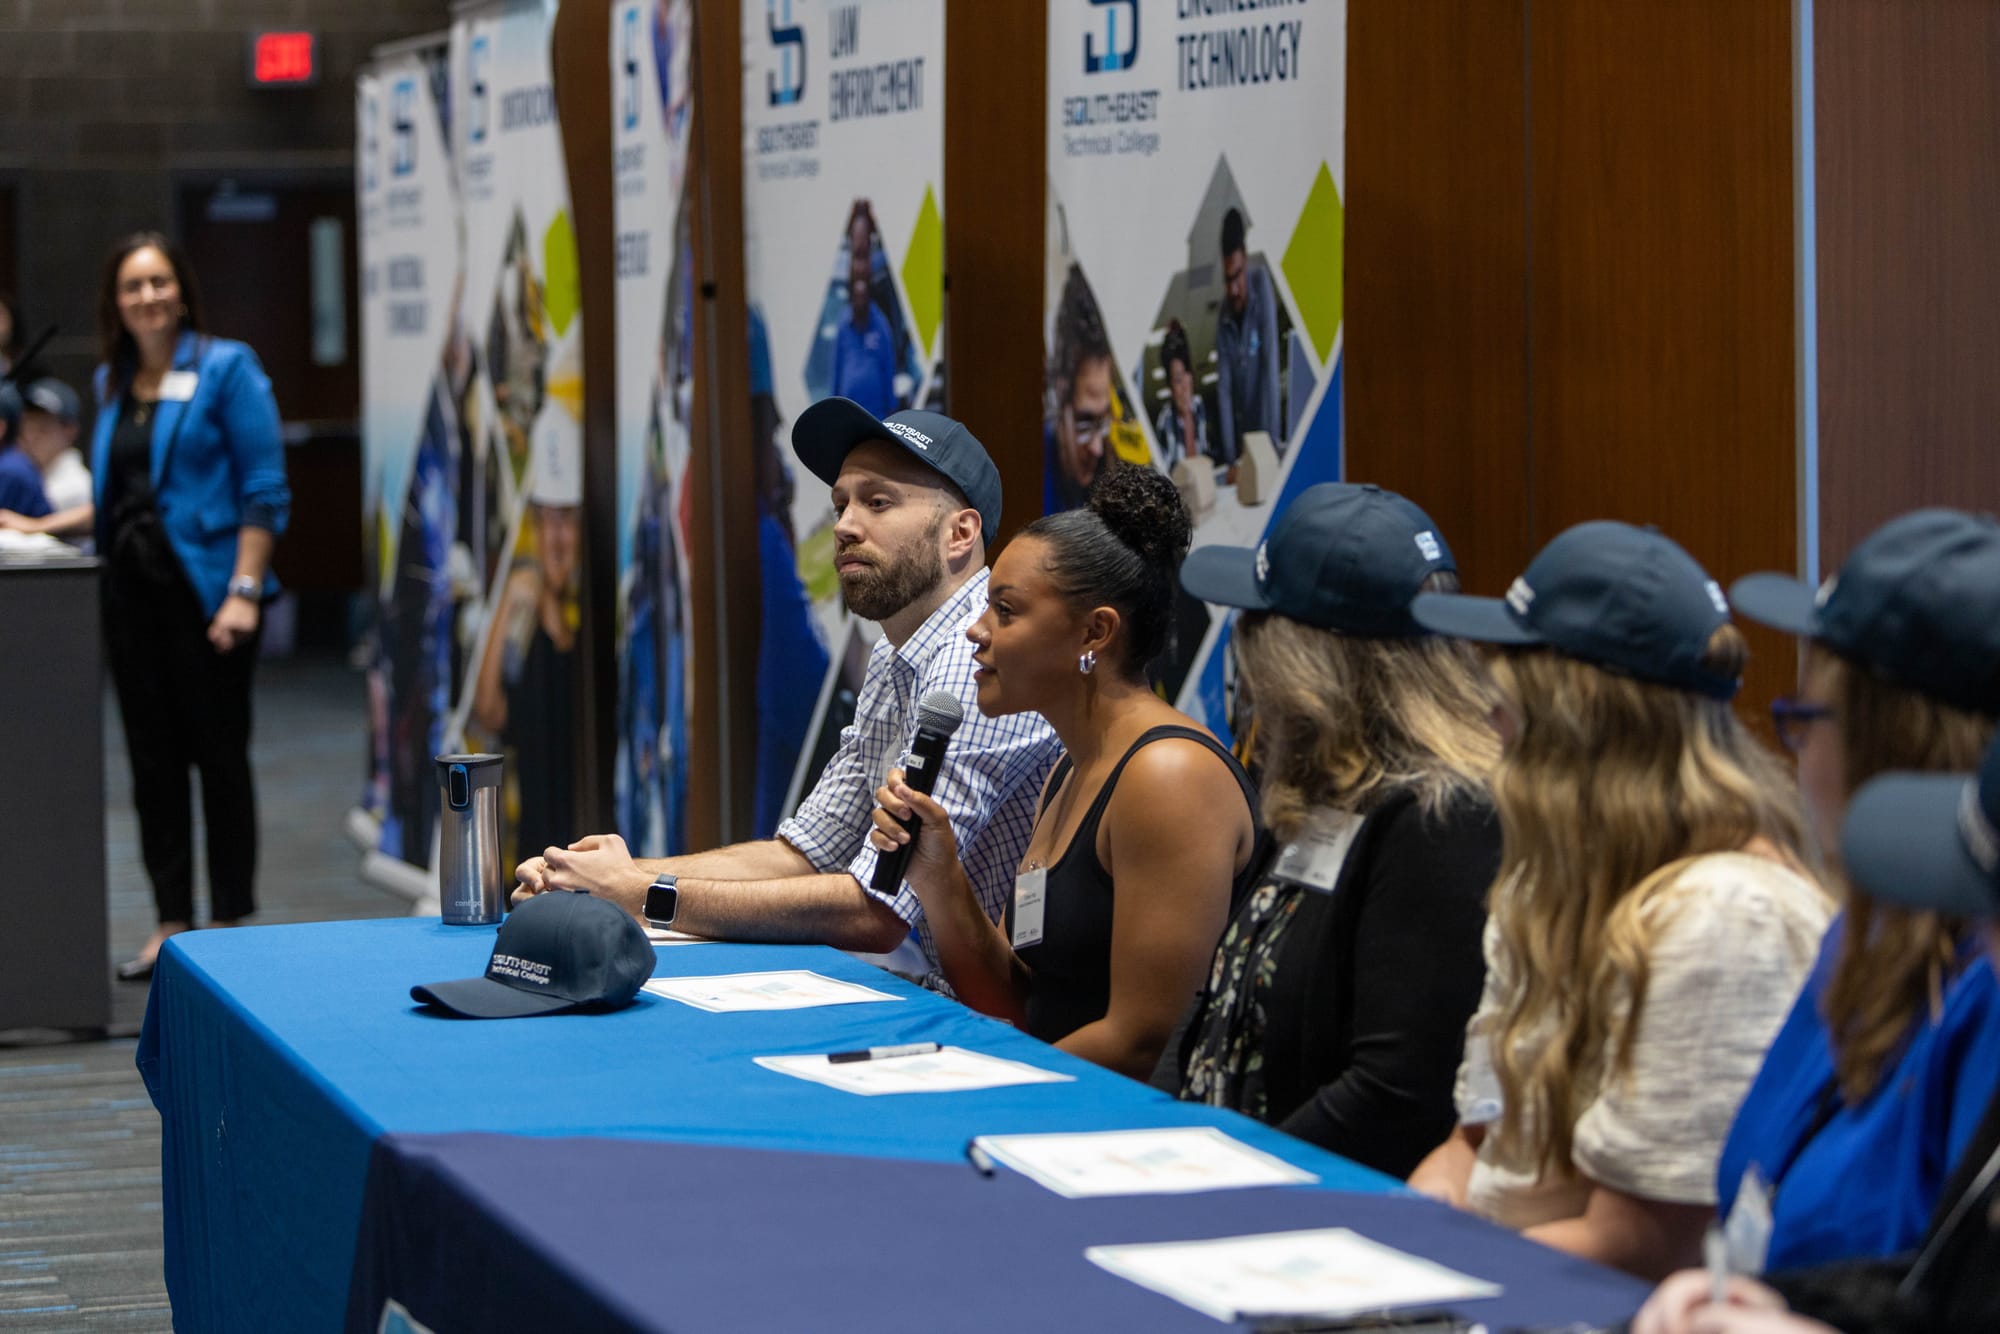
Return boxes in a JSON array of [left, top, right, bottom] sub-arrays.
[[620, 5, 641, 130], [767, 0, 806, 107], [1085, 0, 1139, 74]]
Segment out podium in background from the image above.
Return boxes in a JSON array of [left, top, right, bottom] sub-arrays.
[[0, 555, 108, 1033]]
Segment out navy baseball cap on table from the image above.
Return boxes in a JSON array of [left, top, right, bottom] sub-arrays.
[[1412, 520, 1740, 699], [1731, 508, 2000, 716], [792, 397, 1003, 540], [1842, 731, 2000, 920], [22, 378, 79, 424], [411, 890, 656, 1019], [1180, 482, 1454, 636]]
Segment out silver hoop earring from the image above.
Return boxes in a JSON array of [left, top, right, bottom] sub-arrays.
[[1078, 650, 1096, 676]]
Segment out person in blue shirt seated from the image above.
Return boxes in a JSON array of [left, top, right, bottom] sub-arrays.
[[0, 380, 52, 525], [1712, 509, 2000, 1271], [1632, 735, 2000, 1334], [828, 203, 898, 419]]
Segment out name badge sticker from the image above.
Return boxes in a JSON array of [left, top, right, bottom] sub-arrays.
[[157, 371, 200, 402], [1269, 808, 1365, 892], [1725, 1165, 1776, 1275], [1011, 865, 1048, 949]]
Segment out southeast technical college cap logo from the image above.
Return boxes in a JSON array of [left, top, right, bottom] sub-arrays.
[[1505, 576, 1536, 617], [1414, 530, 1442, 562], [487, 953, 554, 988], [885, 421, 932, 451]]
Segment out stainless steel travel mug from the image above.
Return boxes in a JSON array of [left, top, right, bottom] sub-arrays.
[[436, 753, 506, 925]]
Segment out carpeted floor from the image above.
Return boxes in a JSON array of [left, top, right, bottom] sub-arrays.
[[0, 654, 416, 1329]]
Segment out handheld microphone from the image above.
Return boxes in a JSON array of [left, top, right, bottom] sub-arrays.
[[871, 689, 965, 892]]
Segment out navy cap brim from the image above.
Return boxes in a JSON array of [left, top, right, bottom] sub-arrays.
[[410, 976, 582, 1019], [1729, 572, 1818, 636], [1180, 545, 1272, 613], [791, 396, 907, 490], [1841, 772, 2000, 918], [1410, 591, 1543, 645]]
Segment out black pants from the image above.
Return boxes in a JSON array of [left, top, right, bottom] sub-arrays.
[[103, 560, 262, 925]]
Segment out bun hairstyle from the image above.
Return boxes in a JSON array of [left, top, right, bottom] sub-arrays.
[[1022, 464, 1194, 677]]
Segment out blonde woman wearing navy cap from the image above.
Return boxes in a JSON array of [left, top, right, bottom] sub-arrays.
[[1164, 483, 1503, 1178], [1406, 521, 1831, 1279], [1711, 509, 2000, 1273]]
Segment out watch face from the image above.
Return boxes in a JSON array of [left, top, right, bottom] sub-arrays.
[[643, 880, 678, 926]]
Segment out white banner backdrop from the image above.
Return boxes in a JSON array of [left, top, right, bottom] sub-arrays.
[[610, 0, 696, 857], [741, 0, 946, 832], [357, 40, 462, 876], [1045, 0, 1346, 737], [448, 0, 587, 867]]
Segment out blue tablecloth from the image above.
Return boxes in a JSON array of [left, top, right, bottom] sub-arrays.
[[350, 1133, 1649, 1334], [139, 917, 1428, 1333]]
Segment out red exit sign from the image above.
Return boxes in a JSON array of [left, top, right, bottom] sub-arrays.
[[248, 30, 318, 88]]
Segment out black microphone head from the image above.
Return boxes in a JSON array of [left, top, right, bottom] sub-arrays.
[[915, 689, 964, 737]]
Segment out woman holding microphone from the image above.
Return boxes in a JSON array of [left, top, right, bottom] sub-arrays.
[[92, 231, 288, 980], [868, 466, 1259, 1080]]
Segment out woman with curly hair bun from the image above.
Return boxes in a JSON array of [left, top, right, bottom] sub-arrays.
[[869, 466, 1259, 1079], [1407, 521, 1832, 1280]]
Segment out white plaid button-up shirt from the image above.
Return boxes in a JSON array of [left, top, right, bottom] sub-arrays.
[[777, 568, 1061, 989]]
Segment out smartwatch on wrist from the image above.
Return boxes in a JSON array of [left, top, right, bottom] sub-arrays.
[[643, 873, 679, 928], [227, 575, 262, 603]]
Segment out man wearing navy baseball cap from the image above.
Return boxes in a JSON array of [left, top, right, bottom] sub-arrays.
[[1630, 736, 2000, 1334], [514, 398, 1059, 996]]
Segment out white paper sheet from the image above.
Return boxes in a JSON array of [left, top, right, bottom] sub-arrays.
[[753, 1045, 1074, 1096], [643, 925, 711, 944], [642, 970, 900, 1012], [1085, 1227, 1501, 1323], [972, 1127, 1318, 1198]]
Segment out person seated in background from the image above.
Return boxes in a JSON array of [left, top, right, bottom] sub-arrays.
[[1405, 521, 1833, 1280], [1152, 319, 1214, 470], [517, 399, 1061, 995], [1044, 262, 1115, 514], [0, 377, 94, 541], [1632, 737, 2000, 1334], [1712, 509, 2000, 1272], [0, 379, 52, 527], [868, 466, 1259, 1080], [1161, 483, 1502, 1177]]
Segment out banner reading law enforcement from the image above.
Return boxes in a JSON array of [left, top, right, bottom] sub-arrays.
[[611, 0, 695, 858], [742, 0, 945, 832], [448, 0, 587, 871], [356, 40, 461, 876], [1045, 0, 1345, 738]]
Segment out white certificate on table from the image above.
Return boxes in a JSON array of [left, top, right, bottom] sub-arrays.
[[1085, 1226, 1501, 1323], [753, 1045, 1074, 1096], [643, 925, 711, 945], [972, 1127, 1318, 1198], [643, 970, 901, 1012]]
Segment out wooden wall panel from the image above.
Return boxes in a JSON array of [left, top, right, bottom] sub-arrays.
[[1345, 0, 1531, 598], [1815, 0, 2000, 569], [1527, 0, 1799, 715], [554, 0, 620, 832], [689, 0, 761, 845], [943, 1, 1046, 551]]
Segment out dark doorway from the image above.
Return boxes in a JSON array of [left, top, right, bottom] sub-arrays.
[[176, 177, 364, 651]]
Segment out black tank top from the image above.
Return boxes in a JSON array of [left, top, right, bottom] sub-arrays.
[[1011, 724, 1261, 1045]]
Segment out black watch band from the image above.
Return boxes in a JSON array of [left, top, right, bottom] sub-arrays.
[[643, 873, 679, 928]]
